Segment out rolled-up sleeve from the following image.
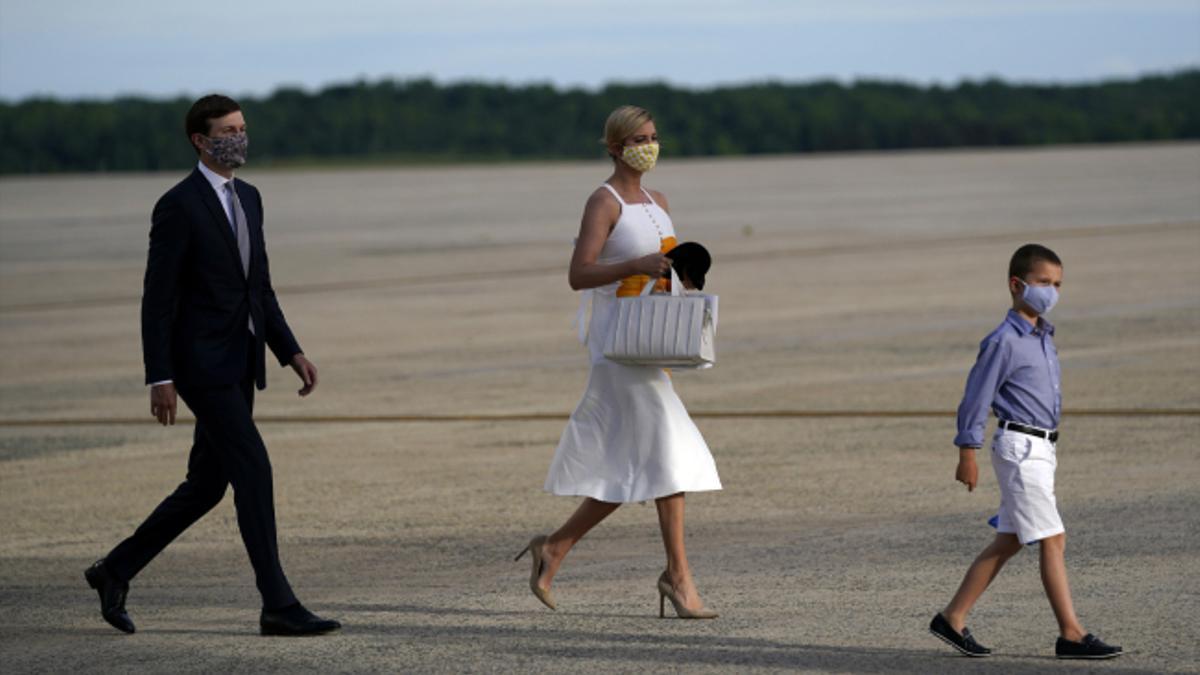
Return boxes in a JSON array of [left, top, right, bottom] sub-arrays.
[[954, 338, 1010, 448]]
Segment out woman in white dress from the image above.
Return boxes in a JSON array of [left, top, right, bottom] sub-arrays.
[[516, 106, 722, 619]]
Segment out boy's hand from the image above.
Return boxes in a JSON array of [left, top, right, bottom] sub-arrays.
[[956, 447, 979, 492]]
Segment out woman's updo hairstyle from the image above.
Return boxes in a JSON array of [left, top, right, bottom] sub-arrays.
[[601, 105, 653, 158]]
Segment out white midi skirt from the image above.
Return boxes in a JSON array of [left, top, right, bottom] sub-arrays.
[[543, 358, 723, 503]]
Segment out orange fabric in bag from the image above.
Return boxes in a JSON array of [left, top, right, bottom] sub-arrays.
[[616, 236, 677, 297]]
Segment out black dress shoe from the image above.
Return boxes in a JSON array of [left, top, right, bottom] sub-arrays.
[[84, 559, 135, 634], [929, 613, 991, 657], [1056, 633, 1122, 659], [260, 603, 341, 636]]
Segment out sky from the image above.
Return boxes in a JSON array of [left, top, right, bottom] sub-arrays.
[[1, 0, 1197, 101]]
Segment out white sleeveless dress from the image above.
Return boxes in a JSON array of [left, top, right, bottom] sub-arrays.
[[543, 185, 723, 503]]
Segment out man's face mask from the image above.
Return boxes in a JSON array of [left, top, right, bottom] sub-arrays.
[[205, 132, 248, 169]]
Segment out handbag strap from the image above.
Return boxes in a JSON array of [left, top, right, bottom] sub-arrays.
[[636, 266, 718, 331], [640, 266, 683, 297]]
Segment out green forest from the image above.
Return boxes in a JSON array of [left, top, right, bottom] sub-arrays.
[[1, 70, 1197, 174]]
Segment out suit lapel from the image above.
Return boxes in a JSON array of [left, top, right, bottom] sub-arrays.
[[189, 169, 245, 279]]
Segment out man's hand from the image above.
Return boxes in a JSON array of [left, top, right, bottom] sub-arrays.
[[291, 353, 318, 397], [956, 447, 979, 492], [150, 383, 178, 426]]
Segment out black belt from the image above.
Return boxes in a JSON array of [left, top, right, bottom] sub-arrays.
[[999, 420, 1058, 443]]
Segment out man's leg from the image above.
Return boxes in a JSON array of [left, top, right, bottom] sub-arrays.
[[106, 420, 230, 583], [177, 380, 297, 610]]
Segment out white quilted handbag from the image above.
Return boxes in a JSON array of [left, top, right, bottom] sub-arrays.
[[603, 268, 717, 369]]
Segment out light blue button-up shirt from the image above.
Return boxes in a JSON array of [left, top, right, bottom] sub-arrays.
[[954, 309, 1062, 448]]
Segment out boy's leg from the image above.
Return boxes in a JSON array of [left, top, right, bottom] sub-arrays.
[[942, 533, 1023, 631], [1039, 533, 1087, 641]]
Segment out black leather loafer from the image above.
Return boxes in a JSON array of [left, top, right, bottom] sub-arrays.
[[260, 603, 341, 636], [84, 559, 135, 634], [929, 612, 991, 657], [1056, 633, 1122, 659]]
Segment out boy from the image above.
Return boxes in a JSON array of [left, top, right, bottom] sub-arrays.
[[928, 244, 1121, 659]]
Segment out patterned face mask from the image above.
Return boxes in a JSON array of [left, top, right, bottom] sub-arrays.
[[205, 132, 249, 169], [621, 142, 659, 173]]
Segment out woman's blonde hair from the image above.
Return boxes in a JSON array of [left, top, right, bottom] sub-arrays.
[[601, 105, 653, 154]]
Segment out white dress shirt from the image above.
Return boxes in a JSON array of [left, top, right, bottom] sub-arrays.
[[197, 160, 237, 230]]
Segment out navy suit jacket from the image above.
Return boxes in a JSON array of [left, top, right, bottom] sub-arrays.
[[141, 168, 301, 390]]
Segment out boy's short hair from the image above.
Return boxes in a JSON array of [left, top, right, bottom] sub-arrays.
[[185, 94, 241, 155], [1009, 243, 1062, 279]]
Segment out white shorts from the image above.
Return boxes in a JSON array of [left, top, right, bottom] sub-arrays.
[[989, 428, 1065, 545]]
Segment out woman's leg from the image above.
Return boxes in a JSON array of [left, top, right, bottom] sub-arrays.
[[538, 498, 621, 590], [655, 492, 707, 609]]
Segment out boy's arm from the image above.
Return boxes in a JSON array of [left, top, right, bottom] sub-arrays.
[[956, 448, 980, 492], [953, 338, 1010, 491]]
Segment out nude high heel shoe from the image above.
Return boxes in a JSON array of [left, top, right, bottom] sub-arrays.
[[514, 535, 557, 610], [657, 571, 718, 619]]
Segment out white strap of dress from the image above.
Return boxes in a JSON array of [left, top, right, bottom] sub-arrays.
[[600, 183, 626, 207], [640, 187, 659, 208]]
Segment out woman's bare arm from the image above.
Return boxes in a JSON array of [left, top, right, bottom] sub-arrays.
[[568, 190, 669, 290]]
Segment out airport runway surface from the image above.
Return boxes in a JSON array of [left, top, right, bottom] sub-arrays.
[[2, 143, 1198, 672]]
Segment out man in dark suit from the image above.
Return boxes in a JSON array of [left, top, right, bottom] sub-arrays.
[[85, 94, 340, 636]]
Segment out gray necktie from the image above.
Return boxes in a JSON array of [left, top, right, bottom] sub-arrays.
[[225, 181, 251, 277], [225, 182, 256, 335]]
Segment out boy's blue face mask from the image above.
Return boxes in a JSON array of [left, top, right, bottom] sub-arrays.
[[1018, 278, 1059, 315]]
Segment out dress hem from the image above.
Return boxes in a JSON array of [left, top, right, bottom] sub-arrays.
[[543, 484, 723, 504]]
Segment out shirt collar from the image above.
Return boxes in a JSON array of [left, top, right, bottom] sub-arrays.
[[197, 160, 233, 192], [1005, 308, 1055, 336], [1040, 316, 1056, 336]]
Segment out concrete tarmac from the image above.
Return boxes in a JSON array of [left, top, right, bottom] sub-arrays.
[[1, 143, 1198, 672]]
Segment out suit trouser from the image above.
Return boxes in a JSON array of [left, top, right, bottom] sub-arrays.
[[106, 341, 297, 610]]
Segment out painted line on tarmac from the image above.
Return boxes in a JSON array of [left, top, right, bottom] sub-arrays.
[[1, 408, 1196, 427], [2, 220, 1194, 314]]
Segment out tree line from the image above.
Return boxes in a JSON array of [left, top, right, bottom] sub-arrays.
[[1, 70, 1197, 174]]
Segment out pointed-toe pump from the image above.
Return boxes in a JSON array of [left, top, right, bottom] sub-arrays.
[[515, 535, 557, 610], [657, 571, 718, 619]]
